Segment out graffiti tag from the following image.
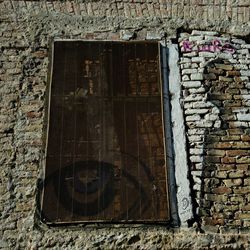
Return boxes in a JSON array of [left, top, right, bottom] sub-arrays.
[[181, 197, 190, 210], [182, 39, 236, 54]]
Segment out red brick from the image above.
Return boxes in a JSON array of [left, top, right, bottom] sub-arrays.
[[226, 70, 241, 77], [226, 150, 249, 156], [212, 186, 232, 194], [207, 142, 232, 149], [236, 164, 249, 171], [32, 50, 48, 58], [241, 135, 250, 141], [222, 157, 236, 164], [26, 111, 42, 119], [241, 204, 250, 211], [203, 217, 225, 226]]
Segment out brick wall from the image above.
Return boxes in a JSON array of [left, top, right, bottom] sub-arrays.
[[1, 0, 250, 25], [0, 0, 250, 249], [179, 31, 250, 233]]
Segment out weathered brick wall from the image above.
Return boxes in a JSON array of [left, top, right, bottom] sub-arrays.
[[0, 0, 250, 249], [2, 0, 250, 26], [1, 0, 250, 37], [179, 31, 250, 233]]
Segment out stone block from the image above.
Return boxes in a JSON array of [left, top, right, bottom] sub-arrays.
[[244, 178, 250, 186], [233, 186, 250, 194], [215, 170, 228, 178], [217, 164, 236, 171], [232, 38, 246, 44], [185, 94, 204, 102], [191, 57, 205, 63], [204, 193, 228, 202], [221, 157, 236, 164], [237, 49, 249, 54], [226, 70, 241, 77], [219, 76, 233, 82], [207, 149, 226, 157], [240, 70, 250, 76], [232, 141, 250, 148], [190, 155, 203, 163], [227, 128, 244, 136], [188, 128, 205, 135], [185, 108, 209, 115], [241, 204, 250, 211], [235, 64, 248, 70], [182, 75, 190, 81], [226, 88, 240, 94], [206, 142, 233, 149], [228, 170, 245, 178], [203, 217, 225, 226], [182, 68, 198, 74], [236, 157, 250, 164], [235, 212, 250, 220], [189, 35, 204, 41], [214, 64, 234, 70], [192, 121, 214, 128], [183, 52, 198, 57], [217, 53, 233, 60], [204, 73, 217, 80], [193, 101, 213, 108], [237, 113, 250, 121], [241, 135, 250, 141], [189, 135, 203, 142], [229, 194, 244, 202], [226, 149, 249, 156], [189, 87, 206, 94], [186, 114, 201, 121], [236, 164, 249, 171], [181, 63, 192, 69], [198, 52, 216, 58], [146, 31, 162, 40], [221, 135, 241, 141], [204, 113, 219, 121], [191, 30, 218, 36], [120, 30, 134, 40], [180, 57, 191, 63], [182, 81, 202, 88]]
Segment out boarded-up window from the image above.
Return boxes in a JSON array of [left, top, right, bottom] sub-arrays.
[[42, 41, 169, 223]]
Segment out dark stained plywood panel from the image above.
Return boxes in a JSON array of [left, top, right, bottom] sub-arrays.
[[42, 41, 169, 223]]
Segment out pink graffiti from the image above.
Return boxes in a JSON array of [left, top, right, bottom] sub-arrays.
[[182, 40, 192, 52], [182, 39, 236, 54]]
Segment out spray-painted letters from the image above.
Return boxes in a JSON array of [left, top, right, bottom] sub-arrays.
[[182, 39, 236, 54]]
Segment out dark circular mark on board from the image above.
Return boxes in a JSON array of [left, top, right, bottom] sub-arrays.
[[41, 160, 151, 222], [53, 161, 115, 217]]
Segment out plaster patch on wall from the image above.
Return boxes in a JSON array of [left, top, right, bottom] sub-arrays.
[[168, 43, 193, 225]]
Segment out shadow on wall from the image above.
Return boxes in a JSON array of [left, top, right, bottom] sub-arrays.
[[199, 59, 250, 232]]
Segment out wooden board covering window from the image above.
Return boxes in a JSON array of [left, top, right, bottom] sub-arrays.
[[42, 41, 169, 223]]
